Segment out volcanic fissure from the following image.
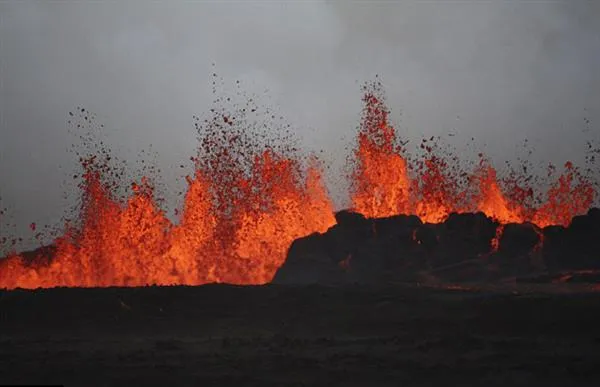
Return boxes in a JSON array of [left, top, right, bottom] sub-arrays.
[[0, 80, 598, 289]]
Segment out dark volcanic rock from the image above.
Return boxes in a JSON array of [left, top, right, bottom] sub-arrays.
[[273, 210, 374, 284], [347, 215, 425, 283], [497, 223, 541, 256], [542, 208, 600, 271], [275, 208, 600, 285], [436, 212, 499, 267], [334, 210, 368, 228], [420, 212, 499, 282], [274, 211, 429, 284], [541, 225, 567, 272], [491, 223, 544, 278], [324, 210, 373, 265], [274, 211, 502, 285], [272, 232, 342, 285]]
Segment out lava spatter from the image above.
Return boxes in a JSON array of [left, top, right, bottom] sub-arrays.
[[0, 80, 335, 289], [0, 79, 597, 289]]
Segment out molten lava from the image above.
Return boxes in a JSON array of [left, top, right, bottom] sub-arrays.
[[349, 81, 596, 227], [0, 80, 597, 289], [0, 150, 335, 289]]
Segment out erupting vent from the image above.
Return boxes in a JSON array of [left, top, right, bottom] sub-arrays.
[[0, 81, 597, 289]]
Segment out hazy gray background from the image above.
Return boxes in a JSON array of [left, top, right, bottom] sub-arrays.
[[1, 1, 599, 253]]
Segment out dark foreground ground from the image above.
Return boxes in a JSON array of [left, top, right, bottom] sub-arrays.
[[1, 284, 600, 387]]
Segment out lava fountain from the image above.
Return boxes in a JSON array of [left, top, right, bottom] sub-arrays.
[[0, 96, 336, 289], [0, 80, 597, 289]]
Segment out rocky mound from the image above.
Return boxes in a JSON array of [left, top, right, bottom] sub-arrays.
[[273, 208, 600, 285]]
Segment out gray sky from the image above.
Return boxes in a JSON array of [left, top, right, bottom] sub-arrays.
[[1, 1, 599, 252]]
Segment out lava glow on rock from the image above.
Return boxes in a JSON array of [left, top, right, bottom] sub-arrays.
[[0, 81, 597, 289]]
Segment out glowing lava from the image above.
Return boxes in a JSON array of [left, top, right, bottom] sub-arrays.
[[0, 103, 336, 288], [349, 81, 596, 227], [0, 80, 597, 289]]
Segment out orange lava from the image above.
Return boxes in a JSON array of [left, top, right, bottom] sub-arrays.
[[0, 81, 597, 289], [490, 225, 506, 254], [349, 81, 596, 227], [350, 92, 412, 219], [0, 141, 335, 289], [532, 162, 596, 228]]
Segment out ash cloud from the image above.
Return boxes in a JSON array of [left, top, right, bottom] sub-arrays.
[[1, 1, 599, 252]]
